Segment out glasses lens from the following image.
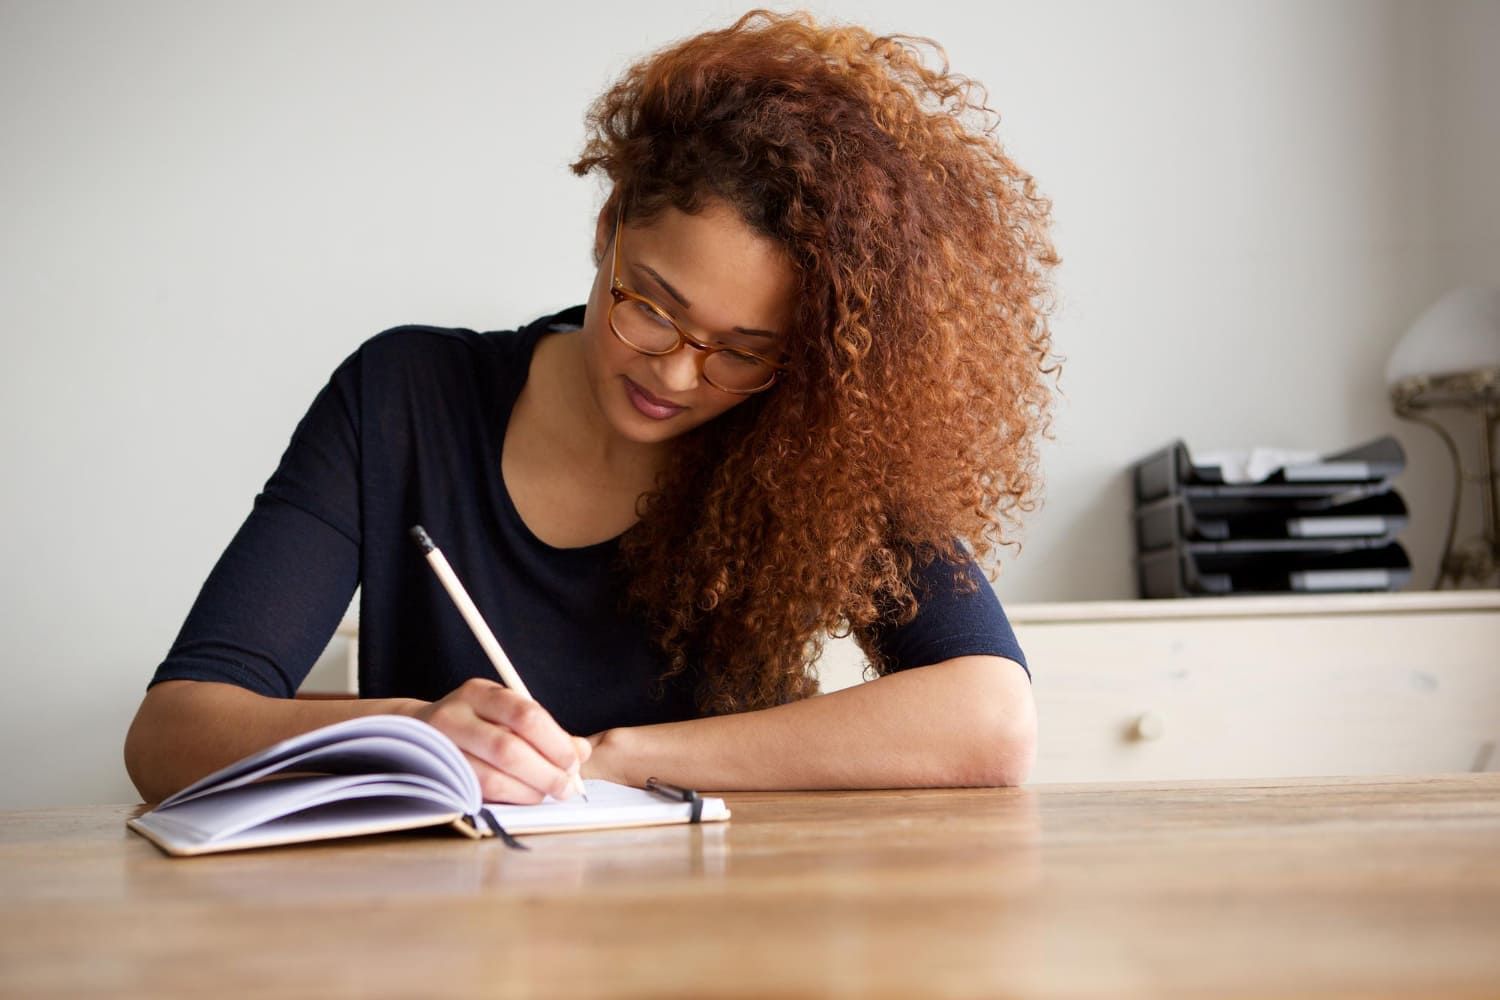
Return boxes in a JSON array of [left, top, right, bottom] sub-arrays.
[[704, 350, 776, 393], [612, 297, 682, 353]]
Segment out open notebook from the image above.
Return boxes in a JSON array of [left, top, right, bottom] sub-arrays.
[[127, 714, 728, 857]]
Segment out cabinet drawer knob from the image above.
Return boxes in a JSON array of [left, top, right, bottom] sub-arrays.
[[1132, 712, 1165, 742]]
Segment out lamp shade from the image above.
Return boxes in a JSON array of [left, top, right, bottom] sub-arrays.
[[1386, 286, 1500, 386]]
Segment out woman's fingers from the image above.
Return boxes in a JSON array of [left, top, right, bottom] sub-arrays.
[[418, 679, 584, 800], [451, 709, 574, 799], [463, 751, 547, 805], [462, 679, 581, 772]]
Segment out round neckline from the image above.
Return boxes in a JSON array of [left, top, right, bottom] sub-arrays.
[[491, 317, 629, 558]]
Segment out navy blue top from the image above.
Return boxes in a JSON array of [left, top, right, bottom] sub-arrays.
[[149, 306, 1027, 735]]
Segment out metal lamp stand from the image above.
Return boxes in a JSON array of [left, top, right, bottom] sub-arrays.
[[1392, 366, 1500, 588]]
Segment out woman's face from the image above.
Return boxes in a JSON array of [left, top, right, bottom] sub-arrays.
[[577, 197, 797, 447]]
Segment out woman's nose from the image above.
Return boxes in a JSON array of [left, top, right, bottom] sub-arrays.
[[653, 343, 706, 393]]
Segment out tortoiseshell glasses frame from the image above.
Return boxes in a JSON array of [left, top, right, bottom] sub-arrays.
[[607, 203, 789, 395]]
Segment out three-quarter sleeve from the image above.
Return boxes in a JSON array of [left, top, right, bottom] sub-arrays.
[[148, 347, 365, 697]]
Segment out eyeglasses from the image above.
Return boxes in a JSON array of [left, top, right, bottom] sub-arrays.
[[608, 204, 788, 395]]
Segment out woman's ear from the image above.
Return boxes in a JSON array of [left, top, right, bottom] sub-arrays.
[[592, 203, 613, 267]]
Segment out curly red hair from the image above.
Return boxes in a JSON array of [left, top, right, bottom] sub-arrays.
[[571, 9, 1059, 714]]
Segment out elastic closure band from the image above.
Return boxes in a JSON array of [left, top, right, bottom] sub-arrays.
[[645, 777, 704, 824]]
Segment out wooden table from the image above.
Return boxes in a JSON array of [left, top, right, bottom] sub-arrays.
[[3, 775, 1499, 998]]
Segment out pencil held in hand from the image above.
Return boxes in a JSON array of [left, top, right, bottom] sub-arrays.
[[409, 524, 589, 801]]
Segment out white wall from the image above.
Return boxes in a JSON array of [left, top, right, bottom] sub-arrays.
[[1, 0, 1495, 808], [1422, 1, 1500, 572]]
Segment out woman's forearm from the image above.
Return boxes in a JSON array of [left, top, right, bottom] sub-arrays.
[[123, 680, 425, 804], [585, 655, 1036, 791]]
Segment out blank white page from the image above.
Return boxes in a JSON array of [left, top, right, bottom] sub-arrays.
[[484, 779, 729, 834]]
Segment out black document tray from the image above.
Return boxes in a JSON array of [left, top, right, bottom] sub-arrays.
[[1133, 436, 1405, 505], [1166, 482, 1396, 513], [1137, 542, 1411, 599], [1135, 490, 1409, 552]]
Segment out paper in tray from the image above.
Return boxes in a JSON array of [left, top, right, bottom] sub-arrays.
[[1133, 437, 1405, 505]]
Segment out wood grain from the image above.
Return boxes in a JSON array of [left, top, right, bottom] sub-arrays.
[[2, 775, 1498, 998]]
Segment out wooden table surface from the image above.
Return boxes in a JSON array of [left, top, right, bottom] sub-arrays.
[[3, 774, 1499, 998]]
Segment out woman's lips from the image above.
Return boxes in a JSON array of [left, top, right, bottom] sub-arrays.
[[623, 377, 686, 420]]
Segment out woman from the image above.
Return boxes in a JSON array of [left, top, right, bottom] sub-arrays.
[[124, 9, 1058, 805]]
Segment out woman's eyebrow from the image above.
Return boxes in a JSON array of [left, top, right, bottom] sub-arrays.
[[638, 263, 779, 341]]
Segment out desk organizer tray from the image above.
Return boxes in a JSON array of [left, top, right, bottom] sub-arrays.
[[1135, 490, 1409, 552], [1164, 482, 1399, 513], [1133, 436, 1405, 505], [1136, 542, 1411, 599]]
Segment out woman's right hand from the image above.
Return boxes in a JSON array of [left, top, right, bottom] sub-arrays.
[[410, 678, 590, 804]]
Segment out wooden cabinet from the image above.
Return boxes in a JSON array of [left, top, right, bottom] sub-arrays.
[[821, 591, 1500, 783]]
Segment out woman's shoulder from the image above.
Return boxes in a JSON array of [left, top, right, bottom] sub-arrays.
[[348, 305, 586, 385]]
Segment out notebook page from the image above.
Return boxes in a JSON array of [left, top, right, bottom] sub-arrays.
[[160, 715, 476, 809], [164, 735, 466, 809], [141, 774, 464, 845], [130, 790, 467, 856], [484, 779, 730, 834]]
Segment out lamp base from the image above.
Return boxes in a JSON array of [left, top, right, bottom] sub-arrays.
[[1440, 537, 1500, 589], [1391, 367, 1499, 590]]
